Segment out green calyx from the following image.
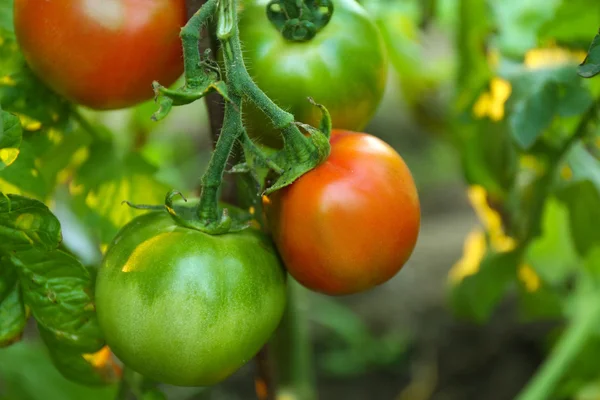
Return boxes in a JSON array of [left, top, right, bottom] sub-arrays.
[[124, 191, 253, 236], [267, 0, 334, 42]]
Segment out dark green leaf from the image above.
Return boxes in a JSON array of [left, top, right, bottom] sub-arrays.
[[509, 80, 559, 149], [39, 327, 118, 386], [0, 340, 118, 400], [458, 119, 518, 201], [0, 285, 27, 347], [517, 284, 564, 321], [557, 80, 594, 117], [0, 140, 49, 199], [579, 32, 600, 78], [0, 259, 17, 302], [503, 64, 593, 149], [451, 250, 520, 323], [11, 248, 103, 353], [557, 180, 600, 257], [0, 109, 22, 170], [0, 193, 61, 252]]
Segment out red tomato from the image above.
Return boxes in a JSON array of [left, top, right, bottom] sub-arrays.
[[13, 0, 186, 110], [266, 130, 420, 296]]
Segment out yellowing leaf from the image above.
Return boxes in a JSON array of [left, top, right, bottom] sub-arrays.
[[467, 185, 516, 252], [448, 229, 487, 283], [524, 46, 587, 69], [472, 78, 512, 121], [518, 264, 541, 292], [82, 346, 122, 379]]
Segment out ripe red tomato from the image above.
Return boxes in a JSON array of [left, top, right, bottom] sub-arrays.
[[265, 130, 420, 296], [13, 0, 186, 110]]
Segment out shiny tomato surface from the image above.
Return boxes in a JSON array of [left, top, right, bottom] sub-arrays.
[[14, 0, 186, 109], [267, 130, 420, 295]]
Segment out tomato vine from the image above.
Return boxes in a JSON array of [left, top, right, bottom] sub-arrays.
[[152, 0, 330, 235]]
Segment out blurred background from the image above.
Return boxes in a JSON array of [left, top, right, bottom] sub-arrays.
[[2, 0, 600, 399]]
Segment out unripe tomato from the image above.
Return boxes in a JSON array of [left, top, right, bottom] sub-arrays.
[[266, 130, 420, 296], [13, 0, 186, 110], [237, 0, 388, 147], [95, 211, 287, 386]]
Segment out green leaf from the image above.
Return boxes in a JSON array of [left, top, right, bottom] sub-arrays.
[[0, 341, 118, 400], [456, 0, 491, 95], [525, 198, 578, 284], [0, 285, 27, 348], [0, 1, 13, 36], [491, 0, 561, 57], [0, 109, 22, 170], [39, 326, 118, 386], [68, 142, 170, 245], [579, 32, 600, 78], [0, 193, 61, 252], [566, 142, 600, 188], [10, 248, 104, 353], [518, 283, 564, 321], [451, 250, 520, 323], [0, 260, 17, 303], [504, 64, 593, 149], [509, 80, 559, 149], [540, 0, 600, 45], [0, 28, 20, 75], [459, 119, 518, 200], [557, 180, 600, 257]]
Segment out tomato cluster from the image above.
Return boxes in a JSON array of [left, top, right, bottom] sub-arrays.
[[14, 0, 420, 389]]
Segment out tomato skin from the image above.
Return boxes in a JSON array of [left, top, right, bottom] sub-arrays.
[[266, 130, 420, 296], [95, 211, 286, 386], [13, 0, 185, 110], [237, 0, 388, 148]]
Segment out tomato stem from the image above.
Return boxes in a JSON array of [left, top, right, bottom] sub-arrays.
[[515, 292, 600, 400], [219, 2, 316, 157], [179, 0, 219, 87], [196, 93, 243, 224], [271, 278, 318, 400]]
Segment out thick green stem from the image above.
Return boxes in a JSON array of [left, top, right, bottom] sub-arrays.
[[271, 278, 317, 400], [180, 0, 219, 86], [516, 296, 600, 400], [219, 0, 314, 158], [197, 93, 243, 222]]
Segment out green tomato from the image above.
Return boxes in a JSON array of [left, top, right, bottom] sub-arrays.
[[237, 0, 388, 147], [95, 211, 286, 387]]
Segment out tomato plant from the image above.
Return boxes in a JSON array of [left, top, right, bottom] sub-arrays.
[[265, 130, 420, 295], [95, 210, 287, 386], [13, 0, 186, 110], [236, 0, 388, 147], [2, 0, 600, 399]]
